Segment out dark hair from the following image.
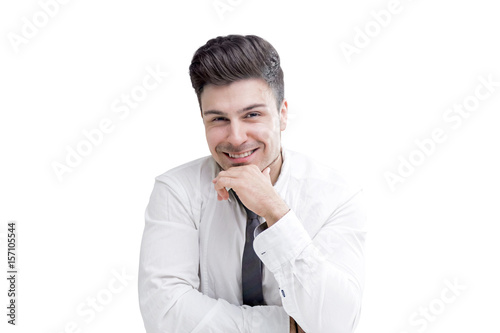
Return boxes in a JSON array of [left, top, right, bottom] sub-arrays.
[[189, 34, 284, 110]]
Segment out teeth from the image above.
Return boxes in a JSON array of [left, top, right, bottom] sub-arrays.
[[228, 150, 254, 158]]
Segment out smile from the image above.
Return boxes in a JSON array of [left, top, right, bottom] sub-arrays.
[[225, 149, 257, 159]]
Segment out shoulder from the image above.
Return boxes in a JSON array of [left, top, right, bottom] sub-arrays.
[[154, 156, 218, 192], [147, 156, 217, 223], [283, 149, 362, 205]]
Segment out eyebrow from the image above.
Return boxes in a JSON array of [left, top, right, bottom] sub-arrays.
[[203, 103, 267, 116]]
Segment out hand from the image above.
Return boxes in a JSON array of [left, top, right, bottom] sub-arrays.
[[289, 317, 306, 333], [212, 165, 289, 226]]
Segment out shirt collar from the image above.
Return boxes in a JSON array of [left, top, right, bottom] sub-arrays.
[[273, 147, 289, 195]]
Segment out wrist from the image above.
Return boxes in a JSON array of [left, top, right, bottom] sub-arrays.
[[263, 199, 289, 227]]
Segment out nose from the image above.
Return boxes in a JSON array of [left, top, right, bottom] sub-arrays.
[[226, 120, 247, 147]]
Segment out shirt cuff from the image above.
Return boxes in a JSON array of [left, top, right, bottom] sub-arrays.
[[253, 210, 311, 272]]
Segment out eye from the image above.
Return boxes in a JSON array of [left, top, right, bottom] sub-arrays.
[[212, 117, 227, 122], [245, 112, 260, 118]]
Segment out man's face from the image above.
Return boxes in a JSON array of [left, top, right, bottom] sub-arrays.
[[201, 78, 287, 174]]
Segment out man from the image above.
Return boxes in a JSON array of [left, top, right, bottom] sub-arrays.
[[139, 35, 366, 333]]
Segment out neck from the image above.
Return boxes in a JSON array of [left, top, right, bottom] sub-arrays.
[[268, 149, 283, 185]]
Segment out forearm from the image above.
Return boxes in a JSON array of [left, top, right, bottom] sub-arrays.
[[139, 282, 289, 333], [269, 237, 362, 332], [254, 193, 366, 333]]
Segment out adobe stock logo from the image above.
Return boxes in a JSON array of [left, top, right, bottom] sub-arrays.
[[7, 0, 71, 54], [398, 278, 466, 333], [50, 267, 134, 333], [385, 74, 499, 192], [212, 0, 244, 20], [340, 0, 416, 64], [51, 64, 168, 182]]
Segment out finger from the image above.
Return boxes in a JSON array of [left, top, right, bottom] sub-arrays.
[[214, 176, 232, 190], [212, 170, 235, 184], [215, 186, 229, 200], [216, 189, 228, 200], [213, 178, 231, 200]]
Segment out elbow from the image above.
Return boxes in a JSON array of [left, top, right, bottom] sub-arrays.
[[320, 278, 362, 333], [300, 271, 362, 333], [138, 274, 193, 333]]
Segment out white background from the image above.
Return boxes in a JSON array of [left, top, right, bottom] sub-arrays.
[[1, 0, 499, 332]]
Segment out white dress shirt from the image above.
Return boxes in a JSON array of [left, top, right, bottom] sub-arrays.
[[139, 148, 366, 333]]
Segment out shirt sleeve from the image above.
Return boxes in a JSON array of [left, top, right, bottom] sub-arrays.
[[253, 190, 366, 333], [138, 178, 290, 333]]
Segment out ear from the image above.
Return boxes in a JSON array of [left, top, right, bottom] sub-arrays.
[[279, 99, 288, 131]]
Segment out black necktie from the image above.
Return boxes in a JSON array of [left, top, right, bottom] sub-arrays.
[[236, 194, 265, 306]]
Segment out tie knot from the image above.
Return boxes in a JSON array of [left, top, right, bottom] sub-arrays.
[[244, 206, 258, 221]]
